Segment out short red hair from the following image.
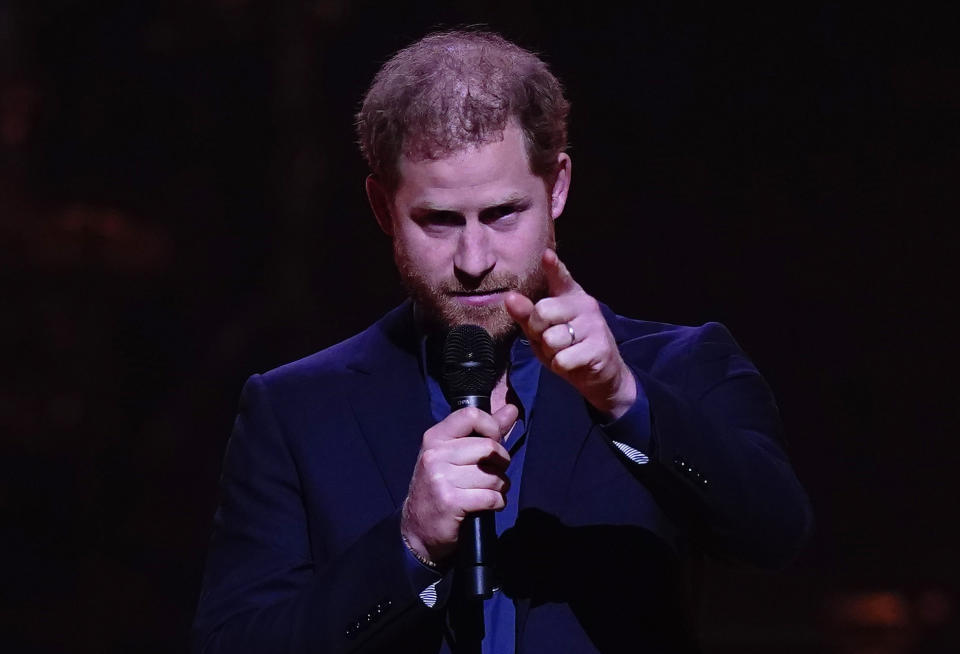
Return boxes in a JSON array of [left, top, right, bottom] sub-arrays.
[[356, 30, 570, 192]]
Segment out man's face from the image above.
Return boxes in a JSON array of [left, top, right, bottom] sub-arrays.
[[374, 124, 571, 341]]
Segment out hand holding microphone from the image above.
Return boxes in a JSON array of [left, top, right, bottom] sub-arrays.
[[400, 325, 516, 591]]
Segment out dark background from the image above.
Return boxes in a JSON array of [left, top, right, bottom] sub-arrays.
[[2, 1, 957, 652]]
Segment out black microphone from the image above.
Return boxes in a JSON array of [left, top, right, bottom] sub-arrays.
[[442, 324, 498, 600]]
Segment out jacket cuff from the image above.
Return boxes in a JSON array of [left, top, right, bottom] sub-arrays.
[[599, 366, 652, 458], [401, 538, 457, 610]]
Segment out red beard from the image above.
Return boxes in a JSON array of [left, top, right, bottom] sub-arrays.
[[393, 243, 552, 343]]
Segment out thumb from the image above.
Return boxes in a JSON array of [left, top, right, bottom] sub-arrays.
[[493, 403, 520, 438]]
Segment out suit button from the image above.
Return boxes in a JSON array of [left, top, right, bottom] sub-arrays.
[[345, 624, 356, 639]]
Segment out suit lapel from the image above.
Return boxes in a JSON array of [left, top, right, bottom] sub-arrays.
[[519, 303, 629, 514], [519, 368, 595, 514], [345, 302, 434, 507], [515, 368, 596, 643]]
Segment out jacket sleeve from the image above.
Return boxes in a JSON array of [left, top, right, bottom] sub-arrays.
[[191, 374, 446, 654], [601, 321, 813, 568]]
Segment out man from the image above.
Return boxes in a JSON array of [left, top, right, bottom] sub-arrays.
[[193, 30, 812, 654]]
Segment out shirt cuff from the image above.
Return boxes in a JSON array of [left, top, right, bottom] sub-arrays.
[[401, 540, 448, 608]]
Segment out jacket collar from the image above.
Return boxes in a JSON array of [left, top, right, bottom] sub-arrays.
[[343, 300, 434, 507]]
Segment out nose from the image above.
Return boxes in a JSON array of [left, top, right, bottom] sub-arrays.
[[453, 220, 495, 283]]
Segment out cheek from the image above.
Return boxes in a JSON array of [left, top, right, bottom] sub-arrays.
[[504, 222, 552, 260], [396, 232, 453, 274]]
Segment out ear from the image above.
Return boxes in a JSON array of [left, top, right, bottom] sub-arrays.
[[549, 153, 572, 220], [365, 175, 394, 236]]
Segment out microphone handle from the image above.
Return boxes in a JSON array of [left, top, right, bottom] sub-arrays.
[[450, 394, 496, 600], [460, 511, 496, 599]]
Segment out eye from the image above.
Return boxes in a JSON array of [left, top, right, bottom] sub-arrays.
[[480, 202, 527, 224], [412, 210, 463, 229]]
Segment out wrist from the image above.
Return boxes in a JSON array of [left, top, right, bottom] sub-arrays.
[[401, 531, 439, 570], [400, 500, 452, 569], [598, 363, 637, 421]]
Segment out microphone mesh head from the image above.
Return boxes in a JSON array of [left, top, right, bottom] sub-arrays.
[[442, 325, 497, 396]]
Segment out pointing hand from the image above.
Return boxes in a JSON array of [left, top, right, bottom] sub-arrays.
[[505, 249, 636, 420]]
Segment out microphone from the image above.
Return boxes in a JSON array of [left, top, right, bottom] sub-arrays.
[[442, 324, 498, 600]]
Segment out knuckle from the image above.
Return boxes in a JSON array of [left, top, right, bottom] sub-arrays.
[[590, 353, 607, 372], [422, 426, 438, 445], [532, 302, 549, 323], [420, 448, 439, 468], [542, 329, 557, 348], [437, 487, 456, 512]]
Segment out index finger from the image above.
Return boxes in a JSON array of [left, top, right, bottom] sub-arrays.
[[543, 248, 582, 296]]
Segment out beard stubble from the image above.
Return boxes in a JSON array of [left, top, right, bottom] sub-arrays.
[[393, 232, 555, 344]]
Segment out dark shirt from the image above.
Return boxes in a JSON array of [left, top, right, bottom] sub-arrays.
[[416, 335, 541, 654]]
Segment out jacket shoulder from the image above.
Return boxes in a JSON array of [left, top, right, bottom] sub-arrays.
[[602, 305, 744, 377], [257, 302, 415, 394], [606, 305, 737, 349], [261, 330, 366, 384]]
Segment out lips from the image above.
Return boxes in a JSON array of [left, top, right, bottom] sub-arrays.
[[448, 289, 508, 306], [449, 288, 508, 296]]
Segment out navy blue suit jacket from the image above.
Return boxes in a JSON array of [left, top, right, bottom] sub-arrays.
[[193, 301, 812, 653]]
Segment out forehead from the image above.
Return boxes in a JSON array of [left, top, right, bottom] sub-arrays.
[[394, 124, 542, 208]]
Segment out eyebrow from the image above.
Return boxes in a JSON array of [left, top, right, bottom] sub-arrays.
[[410, 193, 530, 214]]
